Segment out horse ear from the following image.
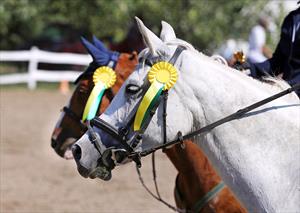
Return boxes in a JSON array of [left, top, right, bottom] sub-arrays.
[[135, 17, 169, 56], [80, 36, 110, 66], [160, 21, 176, 42], [92, 35, 109, 53]]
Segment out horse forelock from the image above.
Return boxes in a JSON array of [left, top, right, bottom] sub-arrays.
[[165, 38, 195, 51]]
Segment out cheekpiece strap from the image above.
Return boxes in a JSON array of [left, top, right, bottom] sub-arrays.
[[133, 46, 186, 131], [168, 46, 186, 64]]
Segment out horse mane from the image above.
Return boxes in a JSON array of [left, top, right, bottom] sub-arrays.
[[169, 38, 297, 100], [260, 76, 291, 90], [138, 37, 296, 101]]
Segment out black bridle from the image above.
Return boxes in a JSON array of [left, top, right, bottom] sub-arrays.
[[88, 46, 187, 167], [62, 106, 87, 130]]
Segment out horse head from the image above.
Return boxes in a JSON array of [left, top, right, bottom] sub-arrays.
[[72, 18, 195, 180], [51, 36, 138, 161]]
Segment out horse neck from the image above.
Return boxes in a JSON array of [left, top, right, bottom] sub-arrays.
[[177, 51, 292, 122], [174, 51, 300, 212], [164, 142, 247, 212], [164, 140, 221, 192]]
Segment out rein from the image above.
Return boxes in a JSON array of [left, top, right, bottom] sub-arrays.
[[132, 82, 300, 158], [135, 153, 188, 213], [135, 90, 189, 213]]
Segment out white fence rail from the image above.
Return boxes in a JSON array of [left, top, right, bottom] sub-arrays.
[[0, 47, 91, 89]]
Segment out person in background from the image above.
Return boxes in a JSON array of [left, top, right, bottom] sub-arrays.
[[249, 6, 300, 97], [248, 16, 272, 63]]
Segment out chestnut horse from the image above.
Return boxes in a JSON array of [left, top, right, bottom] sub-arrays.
[[51, 37, 246, 213], [51, 36, 137, 158]]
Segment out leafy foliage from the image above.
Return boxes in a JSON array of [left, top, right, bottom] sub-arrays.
[[1, 0, 276, 53]]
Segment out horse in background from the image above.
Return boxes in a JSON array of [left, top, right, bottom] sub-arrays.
[[166, 142, 247, 212], [51, 36, 138, 158], [109, 21, 145, 53], [51, 36, 246, 212]]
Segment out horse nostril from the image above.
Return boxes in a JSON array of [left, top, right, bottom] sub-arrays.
[[72, 144, 82, 160]]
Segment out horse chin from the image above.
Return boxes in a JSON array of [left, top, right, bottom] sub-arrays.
[[89, 166, 112, 181], [63, 147, 74, 160], [61, 137, 77, 158]]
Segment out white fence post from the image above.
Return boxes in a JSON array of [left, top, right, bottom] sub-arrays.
[[28, 46, 38, 90]]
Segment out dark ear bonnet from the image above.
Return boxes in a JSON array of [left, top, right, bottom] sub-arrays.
[[74, 36, 120, 84]]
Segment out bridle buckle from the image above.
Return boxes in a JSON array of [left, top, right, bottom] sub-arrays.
[[176, 131, 185, 149], [128, 152, 142, 168]]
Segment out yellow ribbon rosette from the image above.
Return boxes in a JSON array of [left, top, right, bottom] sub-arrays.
[[82, 66, 116, 121], [133, 61, 178, 131]]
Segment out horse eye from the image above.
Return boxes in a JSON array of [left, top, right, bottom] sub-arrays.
[[129, 54, 135, 61], [126, 84, 141, 94]]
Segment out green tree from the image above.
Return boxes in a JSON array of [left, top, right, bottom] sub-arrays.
[[1, 0, 279, 53]]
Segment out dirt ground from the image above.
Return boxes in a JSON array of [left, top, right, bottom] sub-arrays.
[[0, 88, 177, 213]]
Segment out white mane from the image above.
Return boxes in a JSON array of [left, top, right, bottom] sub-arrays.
[[147, 36, 296, 103]]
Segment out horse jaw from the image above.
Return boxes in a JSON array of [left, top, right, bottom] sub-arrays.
[[135, 16, 170, 57]]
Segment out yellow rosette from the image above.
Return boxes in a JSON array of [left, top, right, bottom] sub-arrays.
[[82, 66, 116, 121], [133, 62, 178, 131]]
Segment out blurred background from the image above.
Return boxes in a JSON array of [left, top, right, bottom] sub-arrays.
[[0, 0, 295, 52], [0, 0, 298, 212]]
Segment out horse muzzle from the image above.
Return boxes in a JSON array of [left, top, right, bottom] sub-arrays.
[[92, 149, 130, 181], [51, 128, 77, 158], [72, 145, 112, 180], [88, 165, 112, 181]]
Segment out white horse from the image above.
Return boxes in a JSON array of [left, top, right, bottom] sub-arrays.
[[73, 18, 300, 212]]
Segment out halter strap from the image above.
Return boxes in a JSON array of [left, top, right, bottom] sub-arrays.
[[62, 106, 86, 130], [169, 46, 186, 65], [174, 174, 225, 212], [62, 106, 82, 122], [193, 182, 225, 212], [90, 118, 134, 153]]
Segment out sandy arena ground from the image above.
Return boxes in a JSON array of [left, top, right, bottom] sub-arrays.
[[0, 88, 177, 213]]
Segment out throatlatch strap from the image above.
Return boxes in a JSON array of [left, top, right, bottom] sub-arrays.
[[169, 46, 186, 65]]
